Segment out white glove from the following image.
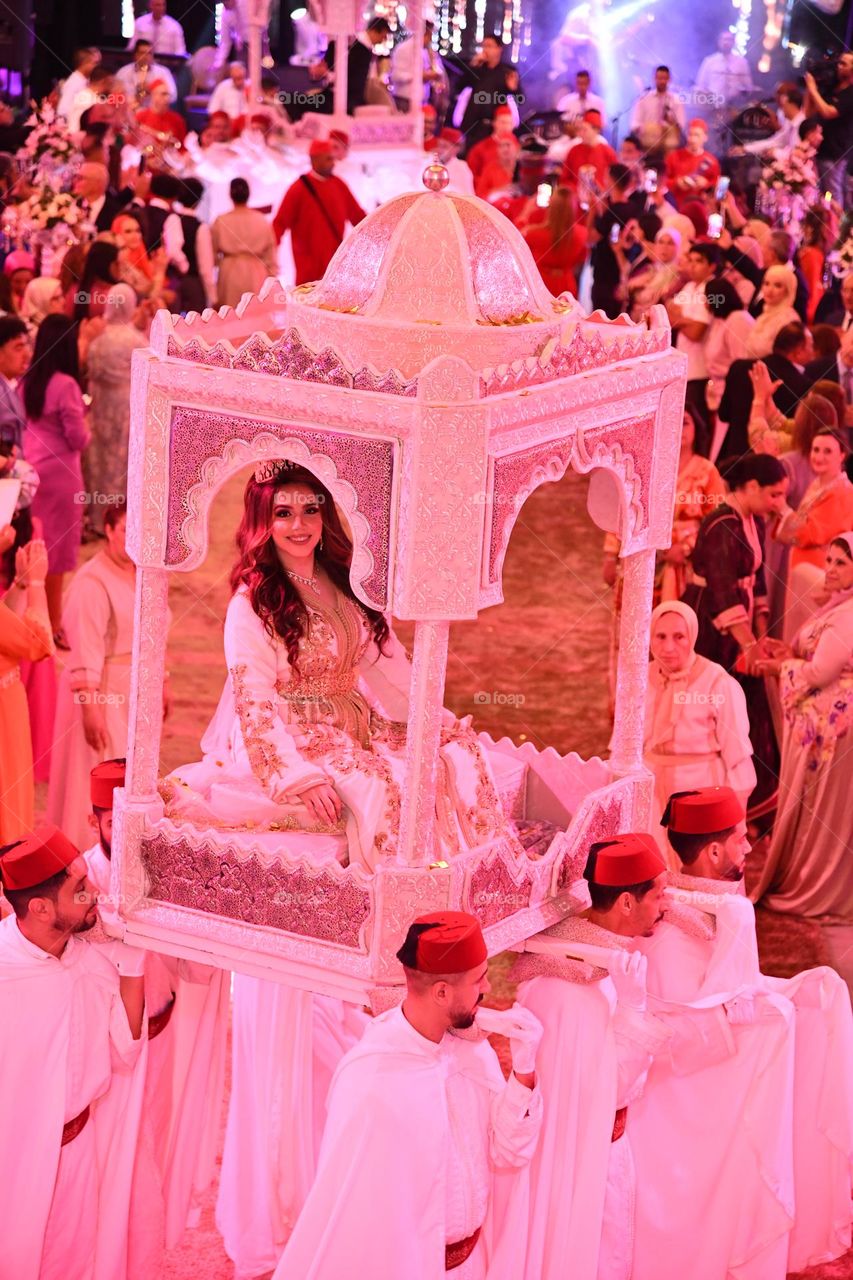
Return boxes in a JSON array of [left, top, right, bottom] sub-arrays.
[[607, 951, 647, 1010], [724, 995, 756, 1025], [112, 941, 147, 978], [475, 1003, 544, 1074]]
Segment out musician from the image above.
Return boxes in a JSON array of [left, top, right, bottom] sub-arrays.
[[135, 80, 187, 149], [630, 65, 685, 156], [115, 40, 178, 109], [736, 83, 804, 157], [664, 118, 721, 212], [694, 31, 753, 106], [127, 0, 187, 58], [560, 108, 617, 193], [390, 19, 448, 118], [555, 68, 605, 122]]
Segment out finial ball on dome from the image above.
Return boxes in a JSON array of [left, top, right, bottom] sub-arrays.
[[422, 162, 450, 192]]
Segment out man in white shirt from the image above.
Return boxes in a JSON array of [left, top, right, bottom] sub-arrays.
[[390, 18, 446, 111], [555, 69, 605, 122], [630, 64, 685, 154], [115, 39, 178, 108], [208, 61, 252, 122], [694, 30, 753, 106], [67, 64, 116, 133], [273, 911, 544, 1280], [666, 241, 718, 451], [57, 46, 99, 120], [128, 0, 187, 57], [740, 83, 804, 156]]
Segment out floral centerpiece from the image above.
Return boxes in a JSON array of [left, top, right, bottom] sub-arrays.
[[757, 143, 818, 237], [21, 186, 83, 233], [16, 102, 77, 183]]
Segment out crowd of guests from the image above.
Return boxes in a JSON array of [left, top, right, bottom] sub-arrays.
[[1, 12, 853, 1280]]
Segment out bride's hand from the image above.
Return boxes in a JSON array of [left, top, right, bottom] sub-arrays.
[[298, 782, 342, 824]]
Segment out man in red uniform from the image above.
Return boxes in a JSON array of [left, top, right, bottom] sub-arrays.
[[465, 104, 520, 183], [273, 139, 367, 285], [560, 108, 617, 194], [664, 118, 721, 211]]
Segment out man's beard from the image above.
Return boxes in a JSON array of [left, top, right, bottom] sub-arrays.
[[451, 994, 484, 1030], [55, 909, 98, 934], [721, 863, 745, 882]]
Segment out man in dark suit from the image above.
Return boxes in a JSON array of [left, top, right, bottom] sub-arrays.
[[717, 321, 814, 459], [0, 317, 29, 452], [71, 162, 134, 233], [456, 34, 522, 149], [813, 270, 853, 330], [317, 17, 392, 116]]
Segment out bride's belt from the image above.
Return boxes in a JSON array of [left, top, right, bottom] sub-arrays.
[[277, 673, 370, 749]]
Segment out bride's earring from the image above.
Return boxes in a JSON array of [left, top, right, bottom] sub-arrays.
[[318, 535, 324, 553]]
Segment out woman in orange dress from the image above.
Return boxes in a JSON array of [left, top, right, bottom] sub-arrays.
[[0, 528, 53, 842]]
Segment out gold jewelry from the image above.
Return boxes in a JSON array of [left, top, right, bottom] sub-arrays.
[[255, 458, 300, 484]]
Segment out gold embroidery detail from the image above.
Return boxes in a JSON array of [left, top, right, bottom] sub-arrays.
[[230, 662, 286, 787]]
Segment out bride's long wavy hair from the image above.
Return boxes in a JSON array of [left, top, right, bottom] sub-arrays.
[[230, 463, 389, 672]]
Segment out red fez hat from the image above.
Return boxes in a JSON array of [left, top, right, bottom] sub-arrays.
[[209, 110, 231, 124], [0, 825, 80, 892], [91, 758, 126, 810], [397, 911, 488, 974], [423, 104, 437, 119], [585, 833, 665, 887], [148, 78, 166, 92], [249, 112, 269, 126], [494, 105, 513, 119], [310, 139, 333, 157], [688, 117, 708, 133], [660, 787, 744, 834], [583, 109, 603, 127], [329, 129, 349, 145]]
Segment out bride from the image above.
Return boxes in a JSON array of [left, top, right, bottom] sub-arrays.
[[162, 460, 517, 871]]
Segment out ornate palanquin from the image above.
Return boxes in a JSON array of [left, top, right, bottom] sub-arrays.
[[114, 173, 687, 1007]]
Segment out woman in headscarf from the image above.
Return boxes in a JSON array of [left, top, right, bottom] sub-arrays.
[[752, 533, 853, 919], [644, 600, 756, 862], [628, 224, 686, 319], [744, 264, 799, 359], [85, 283, 148, 530], [19, 277, 64, 339], [2, 250, 35, 315]]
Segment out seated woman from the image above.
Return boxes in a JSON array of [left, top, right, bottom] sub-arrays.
[[644, 601, 756, 865], [163, 462, 517, 872]]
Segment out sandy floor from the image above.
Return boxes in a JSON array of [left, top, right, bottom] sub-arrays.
[[131, 467, 851, 1278]]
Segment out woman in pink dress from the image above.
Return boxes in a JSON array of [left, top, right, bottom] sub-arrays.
[[22, 314, 90, 637]]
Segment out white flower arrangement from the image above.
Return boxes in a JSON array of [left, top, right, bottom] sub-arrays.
[[18, 103, 76, 171], [22, 186, 83, 231], [761, 143, 818, 200]]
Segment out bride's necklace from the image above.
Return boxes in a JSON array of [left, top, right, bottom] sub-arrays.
[[286, 568, 319, 591]]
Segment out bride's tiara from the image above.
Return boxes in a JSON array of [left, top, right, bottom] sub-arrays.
[[254, 458, 301, 484]]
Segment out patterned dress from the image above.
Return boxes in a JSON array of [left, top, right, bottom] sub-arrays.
[[752, 594, 853, 919], [164, 586, 516, 872], [682, 502, 778, 815]]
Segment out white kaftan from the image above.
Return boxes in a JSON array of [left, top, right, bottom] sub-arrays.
[[84, 843, 230, 1263], [516, 917, 672, 1280], [216, 976, 368, 1278], [630, 881, 800, 1280], [0, 914, 144, 1280], [164, 586, 517, 871], [271, 1004, 542, 1280], [644, 873, 853, 1273]]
